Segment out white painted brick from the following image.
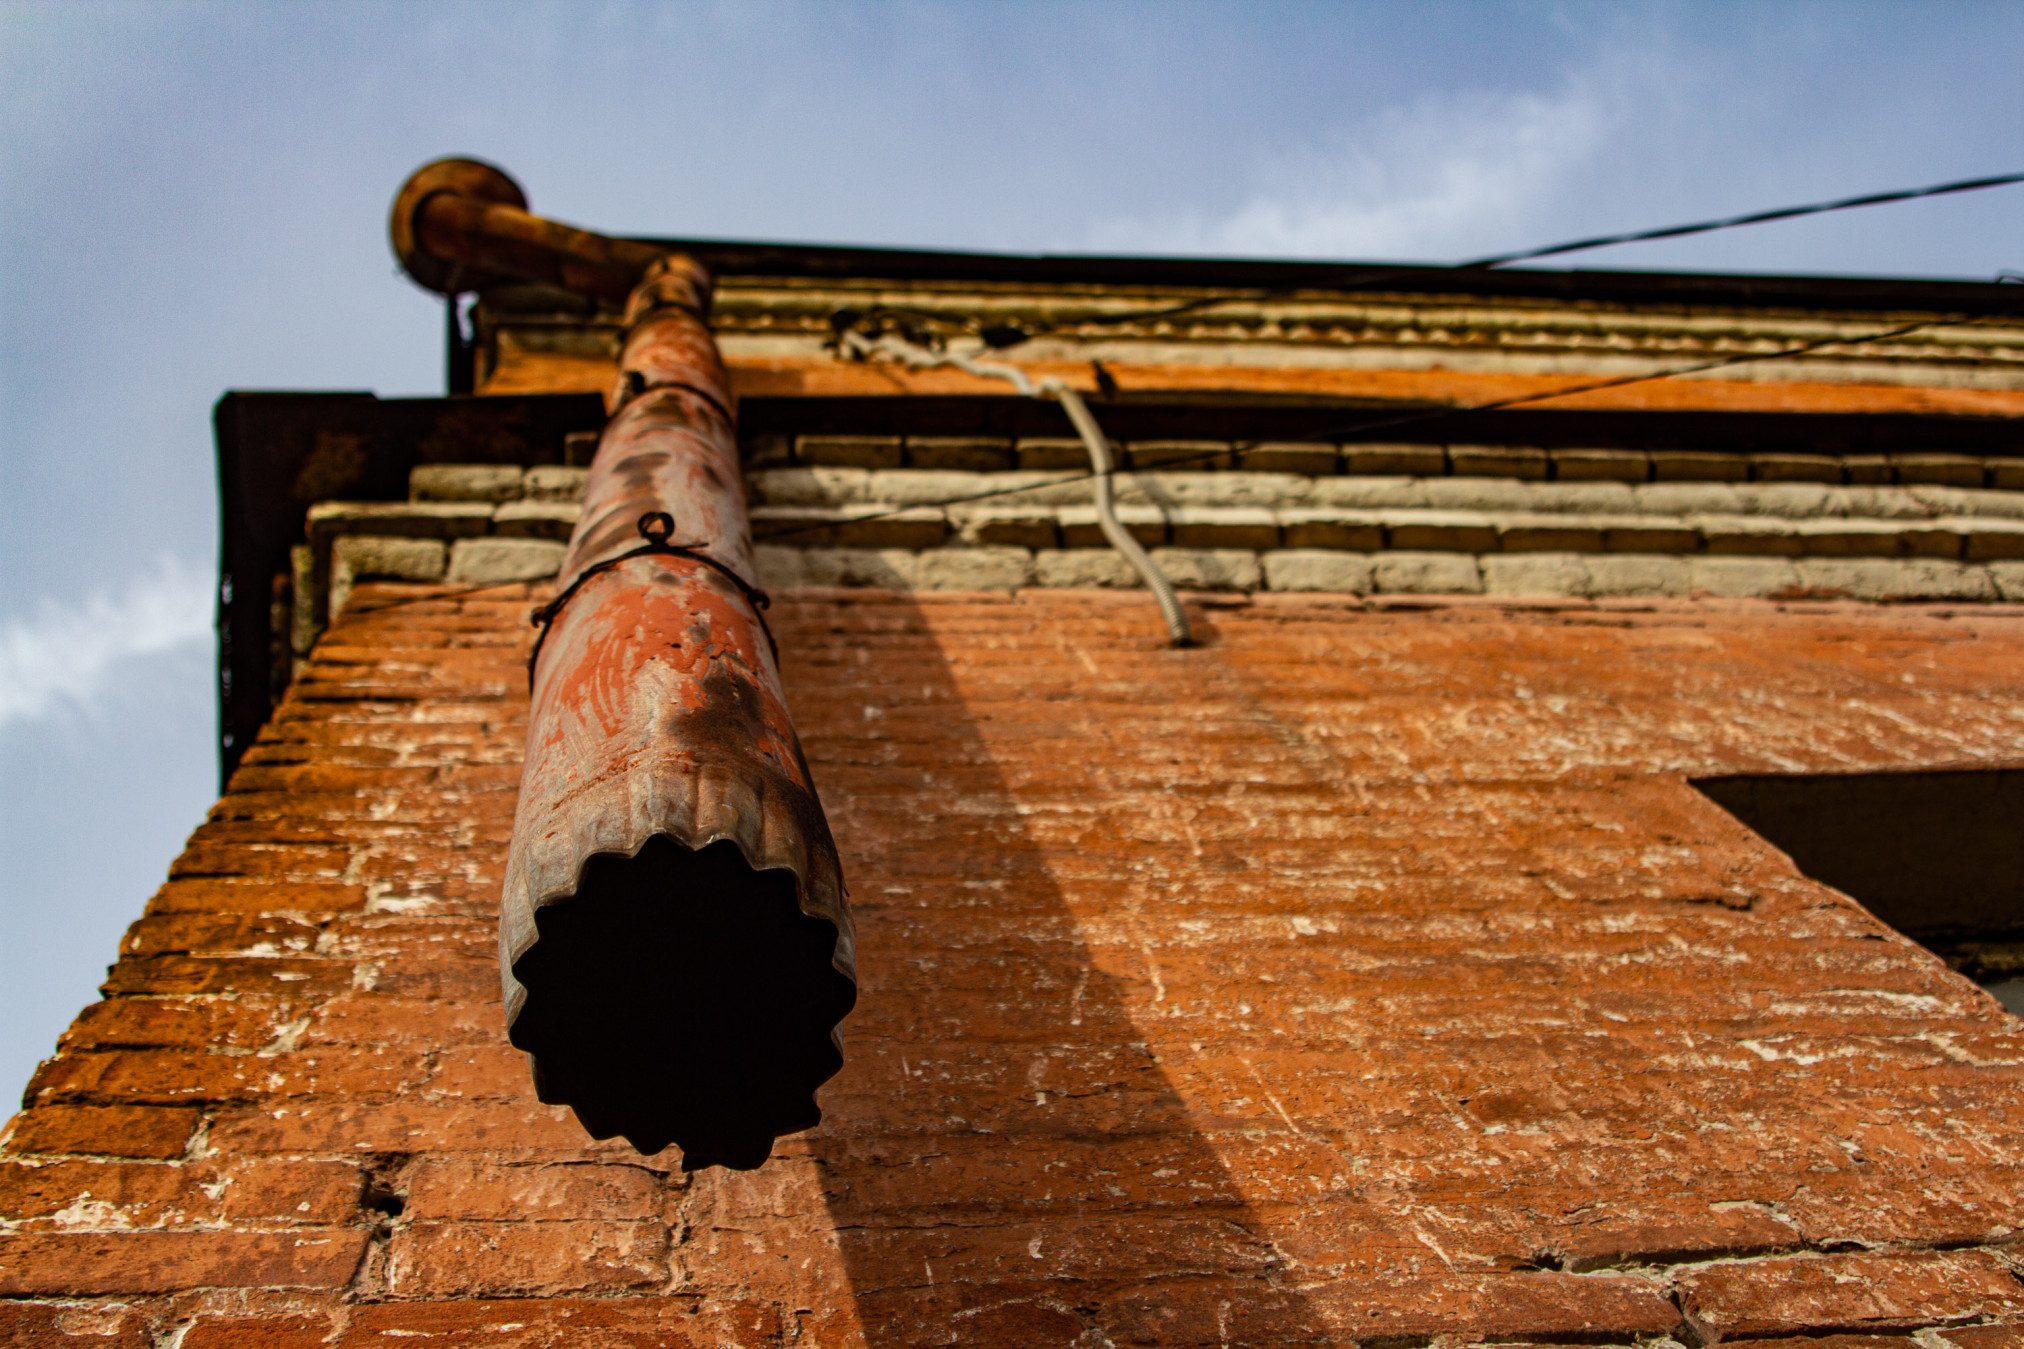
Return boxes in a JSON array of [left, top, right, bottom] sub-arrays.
[[1423, 478, 1534, 512], [861, 470, 1000, 507], [1839, 486, 1942, 520], [1034, 550, 1142, 588], [1482, 553, 1589, 597], [1795, 559, 1997, 602], [522, 466, 589, 502], [1989, 561, 2024, 601], [1148, 548, 1262, 592], [334, 534, 448, 582], [447, 537, 566, 584], [1309, 477, 1428, 509], [1373, 552, 1482, 595], [410, 464, 523, 503], [1583, 555, 1690, 597], [1937, 488, 2024, 520], [1910, 487, 1975, 521], [1736, 483, 1843, 518], [800, 548, 918, 588], [1130, 473, 1313, 508], [1688, 557, 1802, 598], [1262, 550, 1374, 594], [329, 536, 449, 624], [743, 468, 876, 506], [913, 547, 1034, 591], [1529, 482, 1638, 513], [751, 546, 809, 590], [1635, 483, 1744, 516]]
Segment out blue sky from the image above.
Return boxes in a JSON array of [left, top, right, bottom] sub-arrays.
[[2, 0, 2021, 1100]]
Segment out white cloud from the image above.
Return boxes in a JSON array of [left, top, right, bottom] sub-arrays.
[[0, 559, 213, 730], [1088, 75, 1619, 263]]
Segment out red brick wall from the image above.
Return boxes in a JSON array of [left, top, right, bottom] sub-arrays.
[[3, 584, 2022, 1345]]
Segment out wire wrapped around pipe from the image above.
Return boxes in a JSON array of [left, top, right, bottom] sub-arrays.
[[835, 329, 1194, 647]]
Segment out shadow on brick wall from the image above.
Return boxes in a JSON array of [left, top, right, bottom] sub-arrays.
[[779, 596, 1322, 1348]]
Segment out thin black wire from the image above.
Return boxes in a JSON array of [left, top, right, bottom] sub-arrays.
[[1035, 169, 2024, 334], [756, 295, 2024, 544], [525, 511, 776, 685]]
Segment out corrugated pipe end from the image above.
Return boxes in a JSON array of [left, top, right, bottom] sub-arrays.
[[506, 836, 857, 1171]]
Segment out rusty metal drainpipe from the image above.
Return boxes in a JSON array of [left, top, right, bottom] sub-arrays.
[[390, 158, 855, 1171]]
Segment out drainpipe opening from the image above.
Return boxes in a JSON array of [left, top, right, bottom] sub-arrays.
[[509, 836, 858, 1171]]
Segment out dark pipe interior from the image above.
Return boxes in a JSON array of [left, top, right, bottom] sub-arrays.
[[508, 835, 857, 1170]]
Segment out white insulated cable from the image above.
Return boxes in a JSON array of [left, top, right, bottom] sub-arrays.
[[837, 331, 1193, 646]]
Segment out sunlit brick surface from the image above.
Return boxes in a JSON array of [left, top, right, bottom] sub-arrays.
[[5, 583, 2024, 1345]]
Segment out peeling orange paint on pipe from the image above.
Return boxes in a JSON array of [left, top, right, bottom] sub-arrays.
[[390, 160, 854, 1171]]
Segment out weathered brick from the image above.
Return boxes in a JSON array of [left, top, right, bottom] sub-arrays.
[[1652, 449, 1750, 481], [182, 1315, 336, 1349], [410, 464, 524, 503], [144, 879, 367, 917], [339, 1298, 781, 1348], [1751, 452, 1843, 482], [1679, 1249, 2024, 1341], [58, 999, 293, 1054], [0, 1301, 153, 1347], [446, 537, 566, 583], [0, 1230, 368, 1294], [797, 434, 901, 469], [904, 436, 1012, 471], [1277, 508, 1385, 550], [1342, 442, 1446, 475], [1126, 439, 1232, 470], [401, 1156, 662, 1222], [205, 1097, 585, 1155], [5, 1106, 199, 1159], [1373, 550, 1482, 593], [217, 1159, 364, 1225], [0, 1159, 218, 1231], [491, 500, 580, 540], [1261, 549, 1373, 593], [100, 954, 348, 998], [523, 465, 589, 501], [1241, 442, 1337, 475], [911, 546, 1033, 591], [384, 1220, 669, 1297], [1450, 444, 1549, 479], [13, 578, 2024, 1344], [1058, 505, 1166, 547], [1554, 447, 1651, 481]]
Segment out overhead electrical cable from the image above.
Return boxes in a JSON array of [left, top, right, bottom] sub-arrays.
[[867, 168, 2024, 346]]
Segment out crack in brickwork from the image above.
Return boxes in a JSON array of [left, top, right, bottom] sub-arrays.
[[2, 583, 2023, 1346]]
